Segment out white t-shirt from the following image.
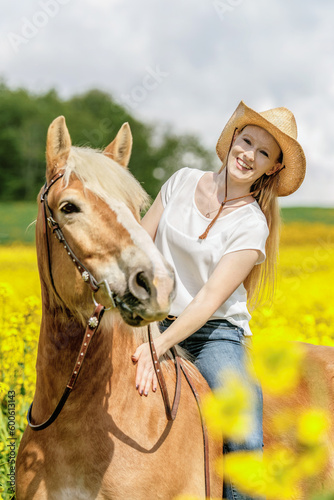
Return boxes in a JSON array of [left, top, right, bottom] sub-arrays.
[[155, 167, 269, 336]]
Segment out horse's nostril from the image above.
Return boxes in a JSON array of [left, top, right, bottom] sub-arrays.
[[128, 269, 152, 301], [136, 272, 151, 295]]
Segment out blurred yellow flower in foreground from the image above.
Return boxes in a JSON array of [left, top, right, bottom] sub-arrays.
[[297, 408, 330, 446], [1, 224, 334, 495], [215, 404, 330, 499], [202, 371, 254, 442], [251, 338, 305, 395], [218, 447, 302, 499]]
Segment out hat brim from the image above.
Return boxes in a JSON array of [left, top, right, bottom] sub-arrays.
[[216, 101, 306, 196]]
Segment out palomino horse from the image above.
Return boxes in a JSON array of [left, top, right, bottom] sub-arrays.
[[264, 342, 334, 499], [16, 117, 222, 499]]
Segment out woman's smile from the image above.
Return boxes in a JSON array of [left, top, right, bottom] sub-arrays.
[[236, 157, 253, 171], [227, 125, 282, 188]]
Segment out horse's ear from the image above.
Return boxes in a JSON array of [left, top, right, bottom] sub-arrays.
[[46, 116, 72, 176], [103, 122, 132, 168]]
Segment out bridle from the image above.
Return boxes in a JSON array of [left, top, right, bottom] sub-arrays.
[[27, 170, 118, 431], [39, 170, 117, 311], [27, 171, 211, 498]]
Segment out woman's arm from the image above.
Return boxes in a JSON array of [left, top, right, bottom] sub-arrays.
[[141, 191, 164, 240], [132, 248, 261, 395]]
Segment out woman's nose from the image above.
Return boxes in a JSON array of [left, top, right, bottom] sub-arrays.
[[244, 148, 254, 162]]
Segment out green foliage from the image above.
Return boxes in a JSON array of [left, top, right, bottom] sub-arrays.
[[0, 202, 37, 244], [0, 82, 216, 201], [281, 207, 334, 225]]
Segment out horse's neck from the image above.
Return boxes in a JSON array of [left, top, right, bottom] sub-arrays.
[[33, 308, 138, 412]]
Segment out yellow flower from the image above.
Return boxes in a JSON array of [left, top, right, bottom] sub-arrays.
[[0, 282, 14, 299], [219, 448, 301, 499], [297, 408, 330, 446], [297, 445, 328, 476], [251, 339, 305, 395], [263, 447, 301, 499], [217, 451, 264, 496], [203, 371, 254, 442], [1, 226, 334, 494]]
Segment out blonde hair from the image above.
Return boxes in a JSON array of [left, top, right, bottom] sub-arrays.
[[219, 129, 282, 309], [244, 174, 281, 309]]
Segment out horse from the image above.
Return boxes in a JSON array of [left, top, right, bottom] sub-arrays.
[[16, 117, 222, 499], [263, 342, 334, 499]]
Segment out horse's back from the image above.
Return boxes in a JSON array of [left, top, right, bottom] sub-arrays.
[[264, 342, 334, 498]]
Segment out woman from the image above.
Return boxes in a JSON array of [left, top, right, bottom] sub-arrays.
[[131, 101, 306, 499]]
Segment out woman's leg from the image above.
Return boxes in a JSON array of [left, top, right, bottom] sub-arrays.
[[160, 319, 263, 500]]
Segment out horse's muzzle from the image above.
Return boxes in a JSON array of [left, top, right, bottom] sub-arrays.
[[115, 264, 176, 327]]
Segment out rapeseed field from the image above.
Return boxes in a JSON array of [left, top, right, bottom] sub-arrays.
[[1, 222, 334, 499]]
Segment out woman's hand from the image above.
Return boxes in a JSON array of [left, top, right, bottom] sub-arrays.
[[132, 341, 160, 396]]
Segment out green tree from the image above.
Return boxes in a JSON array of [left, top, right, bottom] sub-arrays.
[[0, 82, 215, 201]]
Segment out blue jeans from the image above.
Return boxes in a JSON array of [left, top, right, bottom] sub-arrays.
[[160, 318, 263, 500]]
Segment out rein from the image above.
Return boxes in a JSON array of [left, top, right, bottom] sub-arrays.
[[148, 326, 211, 497], [148, 325, 181, 421]]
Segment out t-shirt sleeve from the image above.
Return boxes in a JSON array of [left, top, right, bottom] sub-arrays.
[[224, 214, 269, 265], [160, 168, 190, 207]]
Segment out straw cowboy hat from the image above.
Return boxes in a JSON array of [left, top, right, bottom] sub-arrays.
[[216, 101, 306, 196]]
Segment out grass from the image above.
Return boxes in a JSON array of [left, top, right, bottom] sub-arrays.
[[281, 206, 334, 225], [0, 203, 333, 245], [0, 202, 37, 245]]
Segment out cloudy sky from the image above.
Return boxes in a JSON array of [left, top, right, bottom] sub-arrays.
[[1, 0, 333, 206]]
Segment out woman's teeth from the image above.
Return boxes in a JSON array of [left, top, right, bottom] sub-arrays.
[[238, 159, 252, 170]]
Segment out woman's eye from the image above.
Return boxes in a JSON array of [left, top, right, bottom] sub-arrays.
[[260, 150, 269, 158], [243, 138, 251, 145], [60, 202, 80, 214]]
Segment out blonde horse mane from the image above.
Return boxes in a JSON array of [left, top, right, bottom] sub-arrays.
[[63, 146, 150, 214]]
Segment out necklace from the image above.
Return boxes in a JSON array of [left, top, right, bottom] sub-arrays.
[[199, 169, 255, 240], [204, 173, 251, 219], [205, 176, 219, 218], [205, 208, 219, 218], [199, 166, 285, 240], [205, 205, 221, 218], [200, 193, 255, 239]]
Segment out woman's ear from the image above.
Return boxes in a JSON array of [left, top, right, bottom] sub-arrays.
[[232, 129, 239, 143], [266, 162, 282, 176]]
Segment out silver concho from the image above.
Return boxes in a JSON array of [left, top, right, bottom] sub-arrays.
[[81, 271, 90, 282], [88, 316, 99, 329]]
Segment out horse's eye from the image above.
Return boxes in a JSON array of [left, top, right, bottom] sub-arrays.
[[60, 202, 80, 214]]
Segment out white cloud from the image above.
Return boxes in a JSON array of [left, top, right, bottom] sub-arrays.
[[0, 0, 333, 205]]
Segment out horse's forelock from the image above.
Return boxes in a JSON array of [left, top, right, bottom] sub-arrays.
[[63, 146, 150, 212]]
